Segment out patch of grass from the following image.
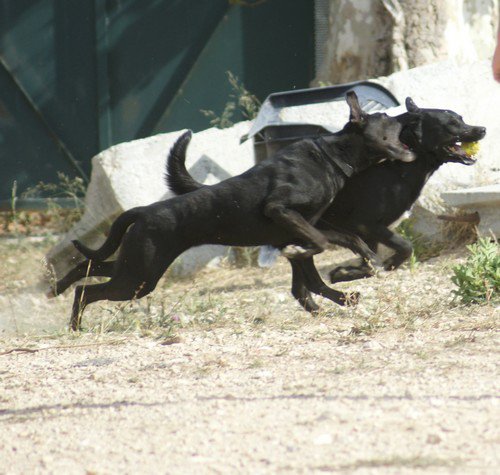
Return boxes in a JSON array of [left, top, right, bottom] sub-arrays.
[[2, 174, 86, 236], [182, 292, 229, 325], [89, 297, 180, 338], [248, 359, 264, 369], [349, 314, 383, 337], [22, 173, 86, 234], [451, 237, 499, 304], [444, 332, 476, 348]]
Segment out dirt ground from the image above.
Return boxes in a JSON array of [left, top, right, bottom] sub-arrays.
[[0, 236, 498, 474]]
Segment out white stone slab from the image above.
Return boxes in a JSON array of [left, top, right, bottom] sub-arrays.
[[442, 184, 500, 207], [442, 184, 500, 237]]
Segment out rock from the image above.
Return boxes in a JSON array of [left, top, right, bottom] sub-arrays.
[[441, 184, 500, 237], [47, 122, 253, 278]]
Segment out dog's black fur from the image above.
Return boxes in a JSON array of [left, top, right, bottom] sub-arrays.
[[51, 93, 414, 329], [164, 97, 486, 312]]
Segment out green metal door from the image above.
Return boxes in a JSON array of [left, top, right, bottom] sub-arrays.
[[0, 0, 314, 203]]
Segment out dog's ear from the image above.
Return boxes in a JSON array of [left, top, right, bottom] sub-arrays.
[[405, 97, 420, 113], [401, 113, 423, 148], [346, 91, 366, 124]]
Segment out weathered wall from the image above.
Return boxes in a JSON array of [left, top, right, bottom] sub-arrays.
[[314, 0, 499, 84]]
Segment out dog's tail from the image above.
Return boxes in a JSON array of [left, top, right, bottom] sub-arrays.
[[165, 130, 204, 195], [72, 208, 142, 261]]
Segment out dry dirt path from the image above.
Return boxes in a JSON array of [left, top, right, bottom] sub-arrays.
[[0, 239, 498, 474]]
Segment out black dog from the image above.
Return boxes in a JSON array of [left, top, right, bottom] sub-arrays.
[[164, 97, 486, 312], [51, 92, 414, 329]]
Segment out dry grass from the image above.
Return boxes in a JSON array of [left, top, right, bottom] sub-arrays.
[[0, 235, 496, 341]]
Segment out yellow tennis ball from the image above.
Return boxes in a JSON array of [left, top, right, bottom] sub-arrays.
[[461, 141, 480, 157]]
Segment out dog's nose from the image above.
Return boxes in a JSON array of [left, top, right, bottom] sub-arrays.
[[478, 127, 487, 137]]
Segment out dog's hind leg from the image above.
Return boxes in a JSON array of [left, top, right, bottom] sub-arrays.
[[69, 258, 169, 330], [49, 260, 115, 297], [70, 276, 154, 331], [298, 258, 359, 307], [288, 258, 320, 313], [69, 227, 185, 329]]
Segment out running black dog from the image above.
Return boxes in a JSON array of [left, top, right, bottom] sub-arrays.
[[164, 97, 486, 312], [51, 93, 414, 329]]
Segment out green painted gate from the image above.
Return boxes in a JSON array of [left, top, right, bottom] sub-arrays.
[[0, 0, 314, 202]]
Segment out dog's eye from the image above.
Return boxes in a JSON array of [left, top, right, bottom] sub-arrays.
[[383, 136, 387, 141]]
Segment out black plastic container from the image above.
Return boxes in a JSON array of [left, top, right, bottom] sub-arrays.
[[245, 80, 400, 163]]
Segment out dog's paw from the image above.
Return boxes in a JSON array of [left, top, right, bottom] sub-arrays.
[[46, 288, 56, 299], [341, 291, 360, 307], [281, 245, 313, 259], [301, 299, 320, 314]]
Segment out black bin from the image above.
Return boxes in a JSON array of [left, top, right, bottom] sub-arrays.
[[244, 80, 400, 163]]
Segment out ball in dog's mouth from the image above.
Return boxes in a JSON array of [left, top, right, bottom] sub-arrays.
[[460, 141, 480, 158], [447, 141, 480, 163]]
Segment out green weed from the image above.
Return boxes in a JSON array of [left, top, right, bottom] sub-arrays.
[[201, 71, 261, 129], [451, 237, 499, 304], [22, 172, 86, 233]]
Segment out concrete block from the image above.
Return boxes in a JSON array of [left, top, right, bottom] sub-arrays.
[[442, 184, 500, 237]]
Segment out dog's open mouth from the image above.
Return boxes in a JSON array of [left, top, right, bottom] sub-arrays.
[[445, 141, 480, 165]]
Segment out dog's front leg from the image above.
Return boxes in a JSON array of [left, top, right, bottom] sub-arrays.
[[369, 226, 413, 270], [264, 202, 328, 259], [288, 258, 320, 313], [320, 228, 381, 268], [328, 226, 413, 283], [295, 258, 360, 307]]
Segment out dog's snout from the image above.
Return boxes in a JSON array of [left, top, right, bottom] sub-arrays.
[[477, 126, 486, 138]]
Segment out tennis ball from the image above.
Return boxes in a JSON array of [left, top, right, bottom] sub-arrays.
[[461, 141, 480, 157]]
